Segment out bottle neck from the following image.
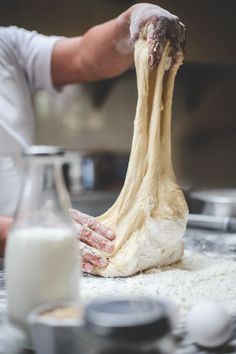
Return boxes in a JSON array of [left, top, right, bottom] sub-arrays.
[[14, 159, 71, 228]]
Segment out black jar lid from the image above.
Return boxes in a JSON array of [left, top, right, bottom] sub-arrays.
[[84, 297, 171, 343]]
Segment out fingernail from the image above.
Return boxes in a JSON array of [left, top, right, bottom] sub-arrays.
[[132, 33, 139, 43], [84, 263, 94, 273], [99, 257, 109, 268], [106, 229, 115, 240], [104, 242, 115, 254]]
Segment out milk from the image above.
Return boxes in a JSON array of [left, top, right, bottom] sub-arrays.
[[5, 227, 79, 329]]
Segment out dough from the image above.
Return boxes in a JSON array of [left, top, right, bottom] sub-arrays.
[[93, 39, 188, 277]]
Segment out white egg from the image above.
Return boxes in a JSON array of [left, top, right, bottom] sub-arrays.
[[186, 301, 233, 348]]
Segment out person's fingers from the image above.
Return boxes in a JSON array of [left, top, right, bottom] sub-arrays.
[[148, 17, 186, 69], [82, 251, 108, 268], [0, 216, 13, 257], [130, 4, 185, 68], [167, 18, 181, 63], [148, 40, 165, 69], [179, 22, 186, 52], [81, 260, 94, 273], [75, 223, 115, 254], [130, 7, 145, 42], [179, 22, 186, 44], [131, 31, 141, 43], [80, 243, 109, 269], [166, 18, 186, 64], [132, 8, 185, 69], [147, 19, 166, 68], [69, 208, 115, 240]]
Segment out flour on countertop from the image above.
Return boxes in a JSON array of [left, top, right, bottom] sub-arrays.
[[81, 251, 236, 315]]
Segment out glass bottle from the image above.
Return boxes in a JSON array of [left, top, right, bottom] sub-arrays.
[[5, 146, 79, 331]]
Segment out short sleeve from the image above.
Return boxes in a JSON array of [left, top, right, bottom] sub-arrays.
[[0, 26, 62, 92]]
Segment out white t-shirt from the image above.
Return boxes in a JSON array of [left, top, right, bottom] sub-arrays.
[[0, 26, 60, 216]]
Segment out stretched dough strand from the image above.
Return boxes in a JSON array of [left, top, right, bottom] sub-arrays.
[[92, 39, 188, 277]]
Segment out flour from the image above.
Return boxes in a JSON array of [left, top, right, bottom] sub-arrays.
[[81, 251, 236, 315]]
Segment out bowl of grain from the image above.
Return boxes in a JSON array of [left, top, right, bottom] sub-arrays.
[[28, 301, 82, 354]]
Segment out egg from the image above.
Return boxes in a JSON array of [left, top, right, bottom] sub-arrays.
[[186, 301, 233, 348]]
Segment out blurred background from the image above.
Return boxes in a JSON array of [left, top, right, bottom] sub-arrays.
[[1, 0, 236, 213]]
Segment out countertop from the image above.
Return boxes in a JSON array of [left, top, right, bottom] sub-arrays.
[[1, 228, 236, 353]]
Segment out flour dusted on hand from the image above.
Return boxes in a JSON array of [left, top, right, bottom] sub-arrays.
[[92, 39, 188, 277]]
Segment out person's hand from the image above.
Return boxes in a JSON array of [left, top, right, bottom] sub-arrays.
[[0, 216, 13, 257], [129, 3, 185, 68], [70, 209, 115, 273]]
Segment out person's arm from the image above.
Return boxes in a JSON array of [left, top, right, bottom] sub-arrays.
[[0, 217, 12, 258], [1, 3, 184, 267], [51, 19, 133, 85], [52, 3, 185, 86]]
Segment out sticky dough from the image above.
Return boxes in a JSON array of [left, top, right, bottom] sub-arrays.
[[92, 39, 188, 277]]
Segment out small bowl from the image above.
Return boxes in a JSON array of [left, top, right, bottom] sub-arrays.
[[189, 189, 236, 217], [28, 301, 82, 354]]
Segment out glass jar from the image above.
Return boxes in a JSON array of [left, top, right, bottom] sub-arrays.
[[5, 146, 80, 331], [79, 297, 176, 354]]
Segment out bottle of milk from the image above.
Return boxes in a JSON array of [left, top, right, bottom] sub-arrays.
[[5, 146, 79, 331]]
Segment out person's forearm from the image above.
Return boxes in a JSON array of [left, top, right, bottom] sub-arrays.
[[51, 3, 185, 86], [52, 9, 133, 86], [0, 216, 12, 257]]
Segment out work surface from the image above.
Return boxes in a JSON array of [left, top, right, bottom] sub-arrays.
[[1, 228, 236, 353], [82, 250, 236, 315]]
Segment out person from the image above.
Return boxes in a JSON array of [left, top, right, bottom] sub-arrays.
[[0, 3, 185, 271]]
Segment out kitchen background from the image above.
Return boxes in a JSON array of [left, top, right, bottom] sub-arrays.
[[1, 0, 236, 199]]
